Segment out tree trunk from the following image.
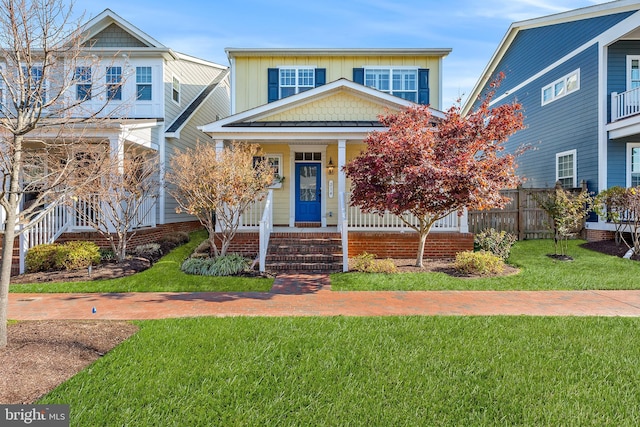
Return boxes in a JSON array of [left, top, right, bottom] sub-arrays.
[[415, 232, 428, 268]]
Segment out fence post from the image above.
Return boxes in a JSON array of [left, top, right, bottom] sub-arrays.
[[517, 185, 524, 240]]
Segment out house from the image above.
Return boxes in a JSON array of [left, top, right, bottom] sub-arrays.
[[463, 0, 640, 240], [200, 48, 473, 272], [2, 9, 230, 273]]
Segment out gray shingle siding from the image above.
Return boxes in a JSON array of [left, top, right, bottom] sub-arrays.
[[496, 45, 599, 191], [85, 23, 148, 48]]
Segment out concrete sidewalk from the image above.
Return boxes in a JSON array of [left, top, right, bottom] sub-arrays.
[[9, 274, 640, 320]]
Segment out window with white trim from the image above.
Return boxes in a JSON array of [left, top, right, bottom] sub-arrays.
[[75, 66, 92, 101], [172, 76, 180, 104], [365, 67, 418, 102], [136, 66, 152, 101], [106, 66, 122, 101], [628, 143, 640, 187], [22, 65, 46, 106], [556, 149, 577, 188], [279, 67, 314, 99], [541, 69, 579, 106], [628, 56, 640, 90]]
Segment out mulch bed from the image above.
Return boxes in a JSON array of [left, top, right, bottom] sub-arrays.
[[581, 239, 640, 261]]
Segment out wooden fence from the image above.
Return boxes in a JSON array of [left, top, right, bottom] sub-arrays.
[[467, 184, 587, 240]]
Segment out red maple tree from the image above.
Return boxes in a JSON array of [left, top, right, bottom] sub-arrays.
[[345, 74, 525, 266]]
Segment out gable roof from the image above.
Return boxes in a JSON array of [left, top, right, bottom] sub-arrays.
[[199, 78, 444, 141], [81, 9, 167, 49], [462, 0, 640, 114], [166, 69, 229, 137]]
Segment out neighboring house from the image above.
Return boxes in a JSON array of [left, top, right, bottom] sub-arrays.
[[4, 9, 230, 273], [463, 0, 640, 239], [200, 48, 473, 272]]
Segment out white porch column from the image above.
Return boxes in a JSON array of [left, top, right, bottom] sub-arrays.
[[338, 139, 346, 196], [108, 135, 125, 233], [215, 140, 224, 158], [158, 125, 166, 225], [459, 208, 469, 234]]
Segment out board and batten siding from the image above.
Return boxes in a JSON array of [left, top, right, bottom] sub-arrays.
[[487, 12, 634, 102], [163, 75, 230, 224], [495, 45, 599, 191], [233, 55, 442, 113]]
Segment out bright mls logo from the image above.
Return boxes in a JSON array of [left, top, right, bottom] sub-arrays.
[[1, 405, 69, 426]]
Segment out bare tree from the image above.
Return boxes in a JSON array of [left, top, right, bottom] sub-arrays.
[[68, 147, 160, 262], [0, 0, 125, 347], [167, 142, 274, 257]]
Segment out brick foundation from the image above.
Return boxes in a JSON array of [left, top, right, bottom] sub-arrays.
[[348, 231, 474, 259], [214, 232, 259, 258], [585, 229, 615, 242]]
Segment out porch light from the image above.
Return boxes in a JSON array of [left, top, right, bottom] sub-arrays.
[[327, 157, 335, 175]]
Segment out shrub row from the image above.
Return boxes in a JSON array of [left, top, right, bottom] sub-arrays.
[[181, 254, 249, 277]]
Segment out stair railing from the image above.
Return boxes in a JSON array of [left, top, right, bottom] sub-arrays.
[[338, 191, 348, 272], [19, 201, 71, 273], [258, 190, 273, 273]]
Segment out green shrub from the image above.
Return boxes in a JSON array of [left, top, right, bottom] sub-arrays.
[[99, 248, 116, 262], [160, 232, 190, 246], [25, 243, 59, 273], [454, 250, 505, 276], [351, 252, 398, 273], [55, 241, 102, 270], [474, 228, 517, 260], [181, 254, 248, 277]]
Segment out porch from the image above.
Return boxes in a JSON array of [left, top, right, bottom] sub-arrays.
[[237, 190, 472, 273]]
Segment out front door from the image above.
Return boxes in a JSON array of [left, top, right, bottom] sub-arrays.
[[295, 163, 321, 222]]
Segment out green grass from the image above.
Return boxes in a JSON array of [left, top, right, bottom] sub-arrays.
[[10, 230, 273, 293], [332, 239, 640, 291], [39, 316, 640, 426]]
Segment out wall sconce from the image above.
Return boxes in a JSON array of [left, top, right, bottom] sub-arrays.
[[327, 157, 335, 175]]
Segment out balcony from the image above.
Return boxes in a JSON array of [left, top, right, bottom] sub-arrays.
[[608, 88, 640, 139]]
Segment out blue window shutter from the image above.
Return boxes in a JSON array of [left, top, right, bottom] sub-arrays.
[[268, 68, 279, 103], [353, 68, 364, 85], [418, 69, 430, 105], [315, 68, 326, 87]]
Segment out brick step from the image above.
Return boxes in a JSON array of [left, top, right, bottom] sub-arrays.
[[268, 237, 341, 245], [266, 253, 343, 263], [267, 262, 343, 272], [268, 244, 341, 255], [270, 232, 341, 239]]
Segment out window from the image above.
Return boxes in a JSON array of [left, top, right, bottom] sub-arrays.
[[556, 150, 577, 188], [106, 66, 122, 100], [541, 69, 579, 105], [74, 66, 92, 101], [364, 67, 418, 102], [628, 56, 640, 90], [172, 76, 180, 104], [279, 67, 314, 99], [23, 65, 46, 105], [294, 152, 321, 161], [628, 144, 640, 187], [136, 66, 152, 101]]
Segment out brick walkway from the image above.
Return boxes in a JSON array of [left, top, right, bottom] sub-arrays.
[[9, 273, 640, 320]]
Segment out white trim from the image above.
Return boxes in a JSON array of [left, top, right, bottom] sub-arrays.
[[627, 143, 640, 187], [363, 66, 419, 102], [226, 48, 451, 57], [81, 8, 167, 49], [158, 125, 165, 224], [598, 43, 608, 194], [541, 69, 580, 106], [556, 149, 577, 187], [288, 145, 328, 227], [627, 55, 640, 90]]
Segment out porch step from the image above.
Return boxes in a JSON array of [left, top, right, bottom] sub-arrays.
[[266, 232, 343, 273]]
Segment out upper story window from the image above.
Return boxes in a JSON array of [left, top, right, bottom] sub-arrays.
[[627, 56, 640, 90], [628, 144, 640, 187], [364, 67, 418, 102], [74, 66, 92, 101], [22, 65, 46, 105], [556, 149, 577, 188], [172, 76, 180, 104], [280, 67, 315, 99], [106, 66, 122, 101], [542, 69, 579, 106], [136, 66, 152, 101]]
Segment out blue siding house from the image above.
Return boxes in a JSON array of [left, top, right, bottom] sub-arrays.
[[463, 0, 640, 238]]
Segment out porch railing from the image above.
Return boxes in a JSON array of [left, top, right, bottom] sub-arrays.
[[346, 193, 461, 231], [241, 195, 268, 228], [19, 202, 72, 273], [258, 190, 273, 273], [338, 192, 348, 272], [133, 196, 156, 229], [611, 88, 640, 122]]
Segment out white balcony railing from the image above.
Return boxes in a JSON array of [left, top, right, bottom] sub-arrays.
[[611, 88, 640, 122], [258, 190, 273, 273]]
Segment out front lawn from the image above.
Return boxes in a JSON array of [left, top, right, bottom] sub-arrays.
[[40, 316, 640, 426], [10, 230, 274, 293], [332, 239, 640, 291]]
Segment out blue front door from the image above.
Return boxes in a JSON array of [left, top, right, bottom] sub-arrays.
[[295, 163, 321, 222]]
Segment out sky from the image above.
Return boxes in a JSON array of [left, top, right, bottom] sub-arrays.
[[73, 0, 612, 107]]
